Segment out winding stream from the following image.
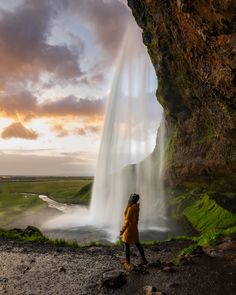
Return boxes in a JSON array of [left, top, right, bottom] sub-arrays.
[[38, 194, 81, 213]]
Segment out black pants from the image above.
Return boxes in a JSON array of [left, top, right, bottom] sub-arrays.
[[124, 242, 145, 263]]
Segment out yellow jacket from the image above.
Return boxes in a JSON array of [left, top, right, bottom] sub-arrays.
[[121, 203, 140, 244]]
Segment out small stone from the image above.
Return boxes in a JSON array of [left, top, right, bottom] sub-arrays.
[[180, 254, 194, 265], [101, 270, 126, 289], [148, 260, 162, 268], [143, 285, 165, 295], [0, 277, 8, 283], [143, 285, 157, 294], [22, 266, 30, 274], [59, 266, 66, 273], [133, 265, 149, 274], [169, 282, 181, 288], [203, 248, 218, 257]]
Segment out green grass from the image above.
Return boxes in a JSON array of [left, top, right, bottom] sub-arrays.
[[0, 179, 93, 204], [183, 193, 236, 233], [0, 193, 47, 227], [0, 226, 80, 247], [0, 178, 93, 227], [170, 191, 236, 263]]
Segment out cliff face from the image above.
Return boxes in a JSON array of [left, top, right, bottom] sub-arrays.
[[128, 0, 236, 191]]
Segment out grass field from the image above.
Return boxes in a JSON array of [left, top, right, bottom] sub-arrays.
[[0, 193, 47, 227], [0, 178, 93, 204], [0, 177, 93, 227]]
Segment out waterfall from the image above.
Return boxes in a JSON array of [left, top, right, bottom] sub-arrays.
[[43, 17, 167, 242], [89, 19, 167, 241]]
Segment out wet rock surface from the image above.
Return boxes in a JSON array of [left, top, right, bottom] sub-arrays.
[[0, 236, 235, 294]]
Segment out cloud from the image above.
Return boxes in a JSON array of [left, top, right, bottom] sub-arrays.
[[0, 91, 37, 121], [57, 0, 129, 58], [75, 128, 86, 136], [40, 96, 105, 119], [0, 91, 105, 121], [50, 123, 69, 137], [1, 122, 39, 140], [74, 124, 102, 137], [0, 0, 83, 85], [79, 72, 105, 86]]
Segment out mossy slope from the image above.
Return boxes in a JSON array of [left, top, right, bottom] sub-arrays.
[[170, 191, 236, 263]]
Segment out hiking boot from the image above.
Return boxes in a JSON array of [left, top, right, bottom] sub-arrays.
[[120, 259, 130, 265], [138, 258, 148, 266], [123, 262, 134, 272]]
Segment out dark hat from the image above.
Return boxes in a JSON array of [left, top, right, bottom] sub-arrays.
[[129, 193, 140, 203]]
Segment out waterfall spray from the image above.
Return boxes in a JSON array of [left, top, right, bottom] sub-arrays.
[[89, 19, 167, 240]]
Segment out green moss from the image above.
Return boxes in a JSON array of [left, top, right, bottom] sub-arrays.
[[164, 130, 178, 169], [171, 191, 236, 253], [141, 240, 158, 245], [184, 193, 236, 232], [157, 90, 166, 107], [194, 128, 214, 145]]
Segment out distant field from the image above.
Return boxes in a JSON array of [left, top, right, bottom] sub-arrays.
[[0, 177, 93, 227], [0, 178, 93, 204]]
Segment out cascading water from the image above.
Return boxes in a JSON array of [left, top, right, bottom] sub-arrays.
[[43, 17, 168, 243], [89, 18, 167, 240]]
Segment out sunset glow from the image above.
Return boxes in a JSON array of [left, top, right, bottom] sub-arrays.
[[0, 0, 161, 175]]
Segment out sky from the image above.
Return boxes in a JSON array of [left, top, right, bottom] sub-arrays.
[[0, 0, 161, 176]]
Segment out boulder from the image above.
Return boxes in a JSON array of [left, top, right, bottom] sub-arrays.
[[100, 270, 126, 289]]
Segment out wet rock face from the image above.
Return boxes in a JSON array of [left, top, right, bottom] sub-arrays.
[[128, 0, 236, 191]]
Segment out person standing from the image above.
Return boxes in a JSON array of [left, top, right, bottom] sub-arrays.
[[120, 193, 148, 267]]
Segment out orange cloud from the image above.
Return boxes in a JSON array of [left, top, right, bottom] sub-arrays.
[[74, 124, 102, 136], [39, 96, 104, 119], [75, 128, 86, 136], [50, 123, 69, 137], [0, 92, 105, 122], [1, 122, 39, 140]]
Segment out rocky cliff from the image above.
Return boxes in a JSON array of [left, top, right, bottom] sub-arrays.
[[128, 0, 236, 192]]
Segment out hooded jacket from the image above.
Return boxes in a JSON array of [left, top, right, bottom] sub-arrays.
[[121, 203, 140, 244]]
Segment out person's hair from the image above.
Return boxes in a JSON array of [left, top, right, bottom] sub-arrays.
[[124, 193, 140, 215]]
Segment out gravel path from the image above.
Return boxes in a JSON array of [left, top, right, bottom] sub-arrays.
[[0, 236, 235, 295]]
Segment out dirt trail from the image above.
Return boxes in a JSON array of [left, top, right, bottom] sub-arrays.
[[0, 236, 235, 295]]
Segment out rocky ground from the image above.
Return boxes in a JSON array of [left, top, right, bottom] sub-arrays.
[[0, 235, 235, 295]]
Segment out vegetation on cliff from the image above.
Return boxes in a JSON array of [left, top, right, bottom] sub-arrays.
[[170, 190, 236, 262]]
